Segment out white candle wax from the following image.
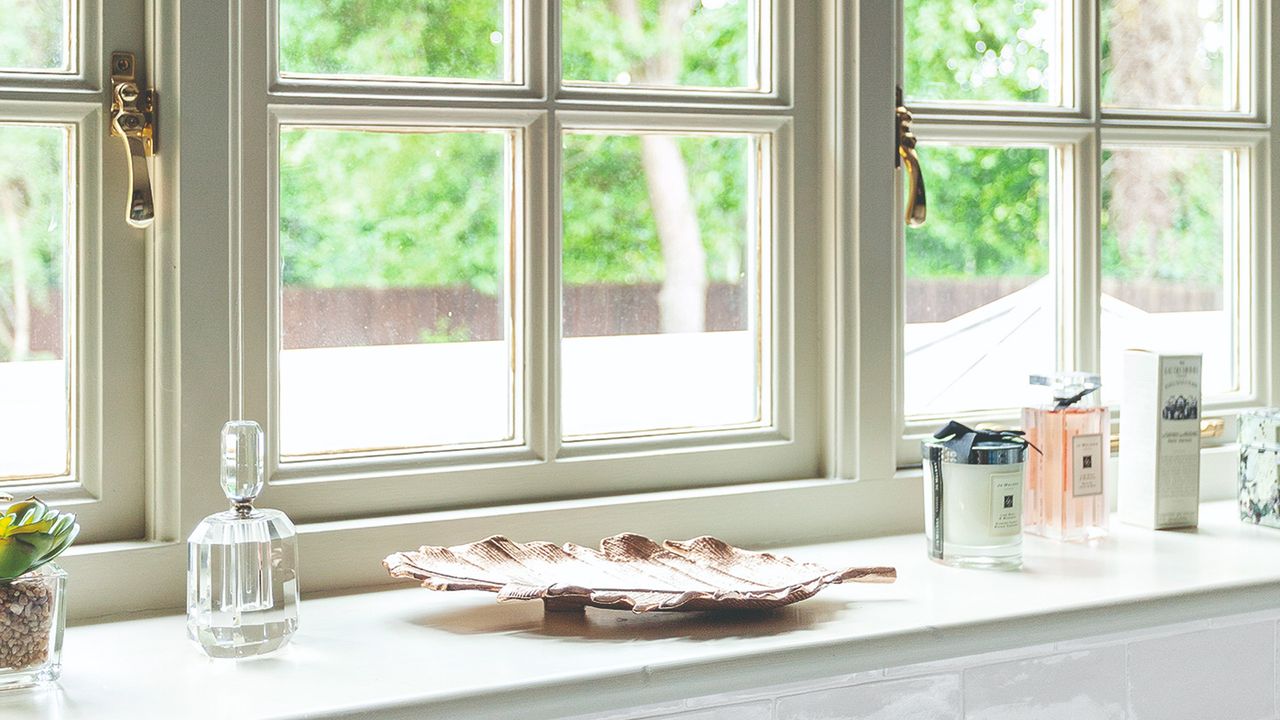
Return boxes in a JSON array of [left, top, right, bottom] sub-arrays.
[[941, 461, 1024, 547]]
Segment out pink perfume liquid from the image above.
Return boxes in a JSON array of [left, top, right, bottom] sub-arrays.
[[1022, 405, 1110, 541]]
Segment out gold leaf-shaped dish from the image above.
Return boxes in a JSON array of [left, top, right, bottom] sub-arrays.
[[383, 533, 896, 613]]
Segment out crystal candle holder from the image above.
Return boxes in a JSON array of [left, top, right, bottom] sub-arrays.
[[1239, 409, 1280, 528], [0, 564, 67, 690]]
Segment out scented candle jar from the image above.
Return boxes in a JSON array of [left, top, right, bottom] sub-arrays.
[[1239, 409, 1280, 528], [1022, 373, 1111, 542], [922, 424, 1028, 570]]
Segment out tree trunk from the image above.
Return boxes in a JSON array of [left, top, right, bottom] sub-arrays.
[[640, 135, 706, 332], [611, 0, 707, 333], [1105, 0, 1207, 277], [0, 182, 30, 361]]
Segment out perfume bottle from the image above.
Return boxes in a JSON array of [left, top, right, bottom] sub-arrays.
[[1021, 373, 1110, 542], [922, 421, 1029, 570], [187, 421, 299, 658]]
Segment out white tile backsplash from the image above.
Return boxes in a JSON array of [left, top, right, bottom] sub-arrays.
[[774, 674, 962, 720], [651, 701, 774, 720], [1126, 621, 1276, 720], [964, 647, 1126, 720], [580, 610, 1280, 720], [682, 669, 886, 709], [565, 700, 689, 720]]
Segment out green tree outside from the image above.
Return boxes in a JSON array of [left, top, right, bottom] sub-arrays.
[[0, 0, 1232, 358]]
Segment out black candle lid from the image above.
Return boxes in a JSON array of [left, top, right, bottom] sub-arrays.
[[922, 421, 1032, 465]]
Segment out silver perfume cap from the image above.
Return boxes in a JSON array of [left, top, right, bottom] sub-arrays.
[[221, 421, 265, 506], [1030, 372, 1102, 408]]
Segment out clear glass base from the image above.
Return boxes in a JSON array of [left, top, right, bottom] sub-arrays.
[[0, 564, 67, 692], [188, 622, 296, 659], [0, 663, 61, 692], [1026, 524, 1109, 543], [187, 508, 300, 659], [927, 538, 1023, 571]]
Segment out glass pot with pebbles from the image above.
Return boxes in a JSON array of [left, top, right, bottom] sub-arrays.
[[0, 494, 78, 690]]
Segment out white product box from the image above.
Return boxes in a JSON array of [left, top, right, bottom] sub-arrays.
[[1118, 350, 1202, 529]]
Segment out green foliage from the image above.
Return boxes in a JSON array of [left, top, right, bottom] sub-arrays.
[[0, 124, 66, 362], [562, 134, 748, 285], [279, 0, 506, 80], [279, 129, 506, 294], [0, 0, 66, 71], [0, 0, 1233, 328], [906, 146, 1049, 278], [904, 0, 1224, 283], [0, 496, 78, 582], [1100, 149, 1225, 284], [278, 0, 753, 294], [562, 0, 751, 88], [419, 317, 473, 344], [904, 0, 1051, 103]]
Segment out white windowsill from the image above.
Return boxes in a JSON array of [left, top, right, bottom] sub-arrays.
[[4, 500, 1280, 719]]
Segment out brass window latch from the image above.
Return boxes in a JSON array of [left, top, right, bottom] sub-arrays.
[[109, 51, 156, 229], [895, 86, 926, 228]]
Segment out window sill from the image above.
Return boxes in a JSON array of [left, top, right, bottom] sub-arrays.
[[5, 500, 1280, 720]]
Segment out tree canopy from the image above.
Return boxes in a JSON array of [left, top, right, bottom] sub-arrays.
[[0, 0, 1232, 360]]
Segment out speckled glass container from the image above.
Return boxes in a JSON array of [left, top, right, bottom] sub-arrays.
[[0, 564, 67, 691], [1239, 409, 1280, 528]]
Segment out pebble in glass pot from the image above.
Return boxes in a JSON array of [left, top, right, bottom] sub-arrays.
[[187, 421, 299, 658]]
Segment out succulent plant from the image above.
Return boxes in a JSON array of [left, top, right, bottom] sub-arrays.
[[0, 495, 79, 582]]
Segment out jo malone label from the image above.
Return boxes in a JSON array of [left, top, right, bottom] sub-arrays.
[[989, 472, 1022, 534], [1071, 433, 1104, 498]]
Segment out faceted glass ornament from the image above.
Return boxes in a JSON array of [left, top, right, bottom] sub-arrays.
[[0, 564, 67, 690], [187, 508, 299, 658], [221, 420, 265, 504], [187, 421, 299, 658]]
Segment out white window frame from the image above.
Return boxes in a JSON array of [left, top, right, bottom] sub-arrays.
[[221, 0, 822, 524], [41, 0, 1280, 620], [886, 0, 1274, 470], [0, 0, 148, 544]]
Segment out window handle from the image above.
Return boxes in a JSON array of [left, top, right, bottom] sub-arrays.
[[895, 86, 927, 227], [109, 51, 156, 229]]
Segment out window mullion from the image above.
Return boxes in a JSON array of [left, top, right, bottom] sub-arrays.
[[538, 0, 559, 462], [850, 0, 899, 481], [535, 112, 558, 462], [1068, 131, 1101, 376]]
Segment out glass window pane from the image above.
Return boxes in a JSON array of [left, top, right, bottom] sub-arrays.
[[1101, 0, 1231, 111], [903, 0, 1056, 104], [277, 0, 511, 82], [904, 145, 1054, 418], [561, 132, 764, 437], [278, 128, 514, 457], [1101, 147, 1237, 400], [561, 0, 759, 90], [0, 0, 70, 72], [0, 124, 71, 480]]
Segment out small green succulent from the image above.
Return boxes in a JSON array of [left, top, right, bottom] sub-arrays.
[[0, 495, 79, 582]]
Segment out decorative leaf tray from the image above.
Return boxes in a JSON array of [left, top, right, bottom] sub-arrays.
[[383, 533, 897, 613]]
